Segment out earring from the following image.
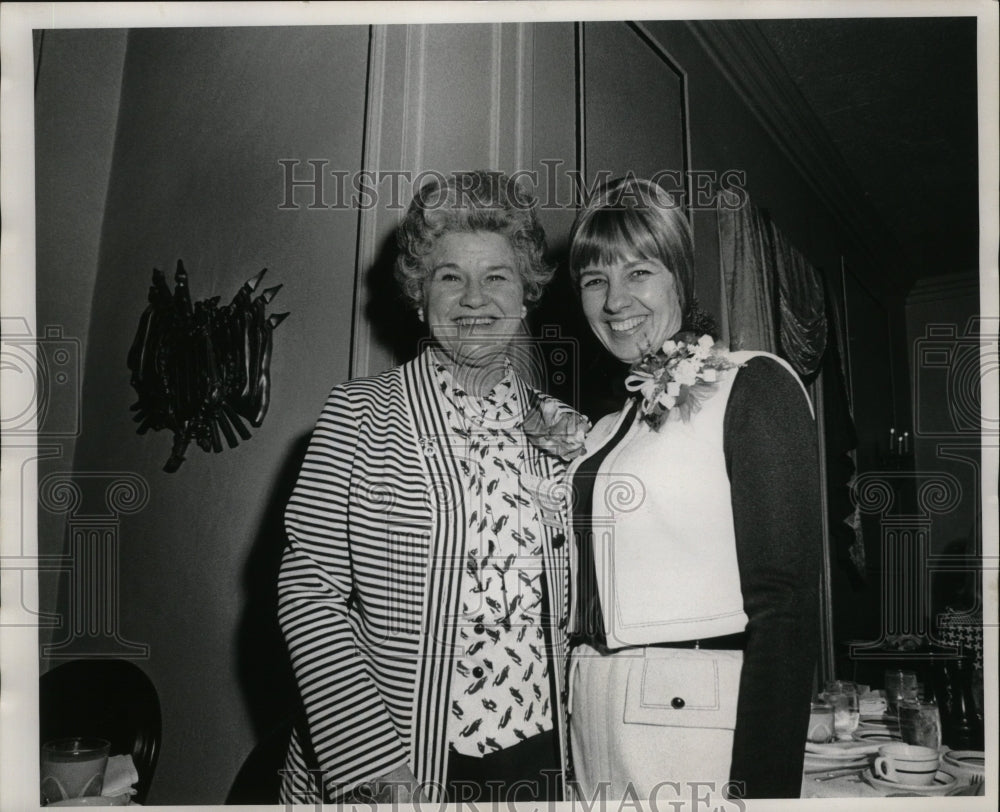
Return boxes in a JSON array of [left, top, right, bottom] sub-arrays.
[[521, 305, 527, 319], [417, 307, 424, 322]]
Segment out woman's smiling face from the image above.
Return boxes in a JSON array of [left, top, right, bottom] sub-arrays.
[[578, 254, 683, 363], [422, 230, 526, 370]]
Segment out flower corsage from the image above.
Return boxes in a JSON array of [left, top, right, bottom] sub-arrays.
[[624, 332, 741, 430], [522, 392, 590, 461]]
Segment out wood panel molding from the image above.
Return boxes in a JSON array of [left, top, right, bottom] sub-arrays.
[[629, 21, 692, 213], [575, 21, 692, 209]]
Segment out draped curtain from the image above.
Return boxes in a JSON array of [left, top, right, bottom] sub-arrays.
[[717, 195, 827, 378], [718, 195, 865, 577]]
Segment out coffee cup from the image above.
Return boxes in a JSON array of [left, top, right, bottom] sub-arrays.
[[873, 742, 940, 786]]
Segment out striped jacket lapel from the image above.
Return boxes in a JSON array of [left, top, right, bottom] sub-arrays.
[[403, 352, 468, 796]]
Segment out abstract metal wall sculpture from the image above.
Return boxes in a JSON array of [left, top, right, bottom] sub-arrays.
[[127, 261, 288, 472]]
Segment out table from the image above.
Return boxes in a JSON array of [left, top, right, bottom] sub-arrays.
[[800, 746, 984, 798]]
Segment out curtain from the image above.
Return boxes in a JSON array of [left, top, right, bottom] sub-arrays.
[[769, 219, 827, 378], [718, 195, 827, 378], [718, 198, 777, 353], [719, 195, 865, 578]]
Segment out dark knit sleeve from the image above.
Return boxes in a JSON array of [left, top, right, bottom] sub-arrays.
[[723, 356, 822, 799]]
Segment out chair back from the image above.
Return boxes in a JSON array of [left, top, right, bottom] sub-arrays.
[[39, 658, 161, 804]]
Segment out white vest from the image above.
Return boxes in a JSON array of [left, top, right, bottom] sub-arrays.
[[567, 351, 811, 650]]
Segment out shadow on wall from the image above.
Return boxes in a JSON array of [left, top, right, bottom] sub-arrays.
[[532, 249, 630, 421], [233, 432, 311, 758], [365, 231, 425, 366]]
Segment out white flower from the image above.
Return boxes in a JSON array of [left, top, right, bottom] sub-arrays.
[[657, 393, 677, 410], [626, 332, 739, 432], [674, 359, 698, 386]]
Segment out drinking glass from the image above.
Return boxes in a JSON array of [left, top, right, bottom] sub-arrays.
[[824, 680, 860, 740], [40, 737, 110, 804], [884, 669, 917, 715], [899, 698, 942, 749], [807, 700, 835, 743]]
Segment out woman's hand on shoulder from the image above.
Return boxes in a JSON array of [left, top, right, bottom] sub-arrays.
[[357, 764, 429, 803], [523, 393, 591, 460]]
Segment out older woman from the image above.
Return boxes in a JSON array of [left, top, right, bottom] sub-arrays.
[[564, 177, 821, 800], [278, 171, 583, 804]]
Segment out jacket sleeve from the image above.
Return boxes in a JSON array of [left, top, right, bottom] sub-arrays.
[[723, 356, 822, 798], [277, 385, 409, 797]]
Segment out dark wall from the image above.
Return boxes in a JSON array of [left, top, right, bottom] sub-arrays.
[[34, 29, 128, 657]]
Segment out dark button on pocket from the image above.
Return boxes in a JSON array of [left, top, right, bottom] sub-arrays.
[[472, 667, 485, 679], [473, 623, 485, 635], [671, 696, 685, 709]]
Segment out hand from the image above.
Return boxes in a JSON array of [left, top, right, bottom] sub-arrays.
[[523, 395, 590, 461], [359, 764, 427, 804]]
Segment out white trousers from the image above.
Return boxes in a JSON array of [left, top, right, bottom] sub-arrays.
[[568, 643, 744, 803]]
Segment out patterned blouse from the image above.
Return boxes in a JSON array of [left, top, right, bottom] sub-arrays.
[[433, 360, 554, 757]]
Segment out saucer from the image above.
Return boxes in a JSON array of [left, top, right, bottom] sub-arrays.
[[942, 750, 985, 771], [863, 769, 957, 795], [942, 750, 985, 784], [853, 728, 903, 743], [804, 754, 871, 771], [807, 740, 881, 757], [859, 714, 896, 727]]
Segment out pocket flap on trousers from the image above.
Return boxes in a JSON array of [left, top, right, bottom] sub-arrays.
[[623, 648, 742, 730]]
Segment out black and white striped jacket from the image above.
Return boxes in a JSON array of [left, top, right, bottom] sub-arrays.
[[277, 350, 569, 802]]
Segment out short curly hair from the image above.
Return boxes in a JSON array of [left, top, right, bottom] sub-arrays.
[[394, 170, 554, 309]]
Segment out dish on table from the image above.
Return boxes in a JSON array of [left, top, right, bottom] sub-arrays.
[[942, 750, 985, 770], [941, 750, 985, 785], [859, 694, 887, 716], [803, 754, 871, 771], [853, 728, 902, 743], [863, 769, 958, 796], [859, 713, 896, 725], [806, 740, 881, 757]]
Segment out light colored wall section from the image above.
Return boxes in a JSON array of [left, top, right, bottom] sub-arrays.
[[62, 25, 369, 804], [352, 23, 537, 377]]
